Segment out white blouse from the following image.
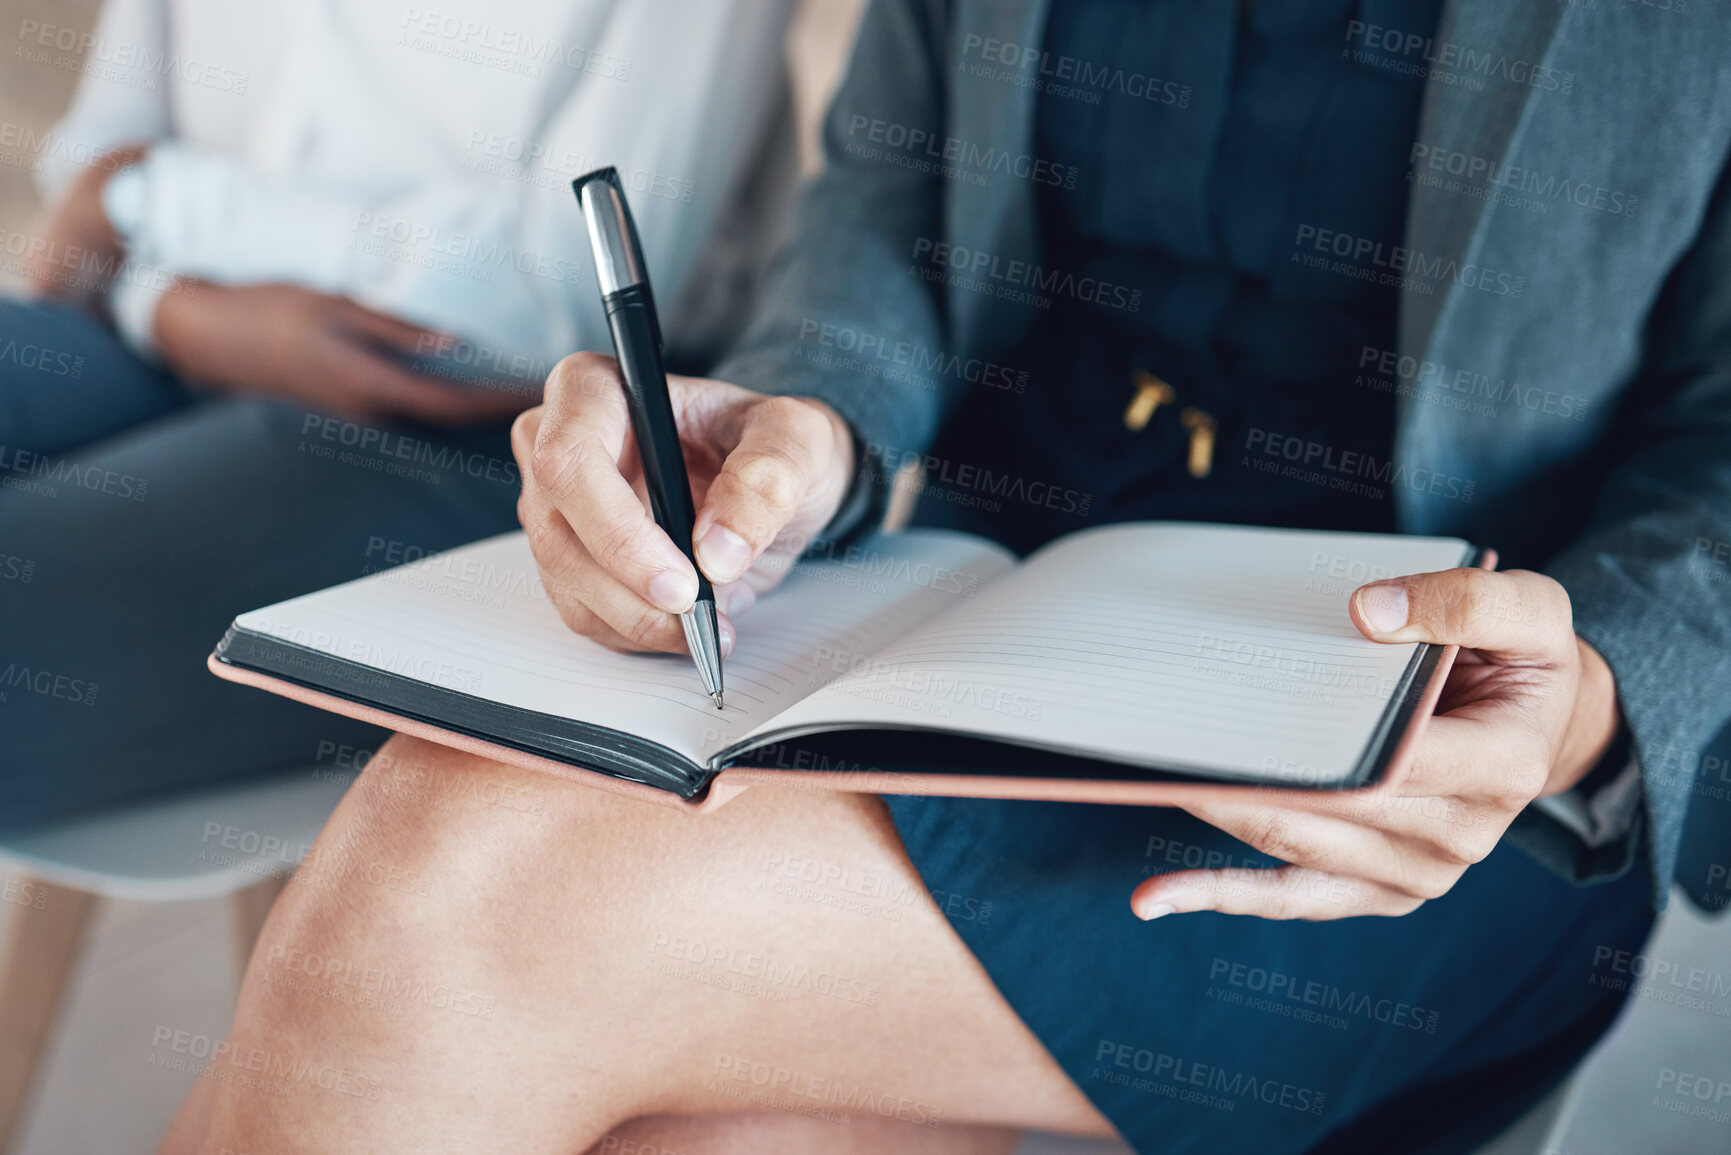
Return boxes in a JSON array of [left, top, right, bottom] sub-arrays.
[[37, 0, 796, 367]]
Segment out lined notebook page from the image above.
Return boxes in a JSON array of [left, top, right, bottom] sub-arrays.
[[747, 524, 1472, 783], [233, 530, 1015, 766]]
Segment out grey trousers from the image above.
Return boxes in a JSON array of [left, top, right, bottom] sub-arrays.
[[0, 297, 521, 825]]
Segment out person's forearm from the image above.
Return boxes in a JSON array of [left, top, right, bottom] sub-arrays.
[[24, 145, 146, 304]]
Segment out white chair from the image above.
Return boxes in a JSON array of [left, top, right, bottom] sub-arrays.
[[0, 770, 351, 1153]]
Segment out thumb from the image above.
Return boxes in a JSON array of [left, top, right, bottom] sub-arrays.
[[692, 395, 849, 585], [1350, 568, 1573, 660]]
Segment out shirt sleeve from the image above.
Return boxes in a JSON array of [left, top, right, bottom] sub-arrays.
[[32, 0, 172, 201], [1532, 754, 1645, 849]]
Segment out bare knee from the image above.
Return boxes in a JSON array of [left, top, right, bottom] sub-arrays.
[[247, 736, 910, 1088], [217, 737, 1098, 1143], [277, 735, 904, 957], [258, 735, 677, 995], [247, 735, 858, 1050], [193, 737, 697, 1148]]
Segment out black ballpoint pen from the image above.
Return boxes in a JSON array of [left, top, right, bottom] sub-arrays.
[[572, 167, 724, 708]]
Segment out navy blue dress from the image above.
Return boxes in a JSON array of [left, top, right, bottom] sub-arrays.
[[886, 3, 1653, 1151]]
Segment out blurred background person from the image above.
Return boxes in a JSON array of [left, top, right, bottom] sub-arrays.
[[0, 0, 798, 823]]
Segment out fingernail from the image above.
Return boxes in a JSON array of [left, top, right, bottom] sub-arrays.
[[648, 569, 697, 614], [718, 616, 736, 659], [1357, 583, 1409, 635], [696, 524, 752, 584], [1138, 902, 1176, 921]]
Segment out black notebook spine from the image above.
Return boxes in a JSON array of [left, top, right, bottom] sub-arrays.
[[214, 627, 710, 798]]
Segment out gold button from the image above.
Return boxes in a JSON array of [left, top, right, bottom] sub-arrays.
[[1124, 370, 1176, 431], [1180, 408, 1216, 479]]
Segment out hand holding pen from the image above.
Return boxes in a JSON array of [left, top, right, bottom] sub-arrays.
[[507, 169, 857, 699]]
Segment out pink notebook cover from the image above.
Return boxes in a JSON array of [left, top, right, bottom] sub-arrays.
[[207, 550, 1490, 816]]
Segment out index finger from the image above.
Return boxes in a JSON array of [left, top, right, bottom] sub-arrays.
[[518, 354, 699, 615]]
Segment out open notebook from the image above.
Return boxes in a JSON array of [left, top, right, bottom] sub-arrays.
[[211, 524, 1482, 810]]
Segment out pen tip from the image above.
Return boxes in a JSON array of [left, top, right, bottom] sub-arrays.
[[713, 692, 724, 710]]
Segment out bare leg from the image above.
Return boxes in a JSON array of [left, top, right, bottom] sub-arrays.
[[159, 736, 1113, 1154]]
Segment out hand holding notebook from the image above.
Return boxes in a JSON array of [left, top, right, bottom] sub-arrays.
[[206, 514, 1650, 924]]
